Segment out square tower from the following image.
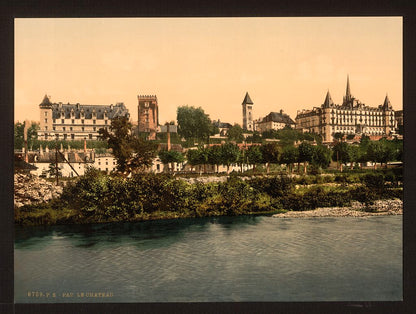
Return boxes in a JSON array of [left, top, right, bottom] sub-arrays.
[[138, 95, 159, 140]]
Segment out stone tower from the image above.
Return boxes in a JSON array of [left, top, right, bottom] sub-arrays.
[[39, 94, 53, 140], [382, 94, 395, 135], [137, 94, 159, 140], [242, 92, 254, 131]]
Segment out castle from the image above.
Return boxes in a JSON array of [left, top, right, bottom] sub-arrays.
[[38, 95, 129, 141]]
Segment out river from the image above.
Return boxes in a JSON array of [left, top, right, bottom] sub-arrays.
[[14, 215, 402, 303]]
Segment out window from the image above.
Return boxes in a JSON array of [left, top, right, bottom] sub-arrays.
[[93, 120, 96, 124], [72, 119, 75, 124], [44, 112, 47, 117], [63, 127, 66, 131], [106, 162, 108, 165], [81, 120, 84, 124], [53, 119, 56, 123], [93, 127, 96, 131], [70, 127, 73, 131], [98, 161, 101, 165], [105, 120, 108, 125], [82, 127, 84, 131], [45, 118, 47, 123], [71, 134, 74, 140], [53, 126, 56, 131], [64, 134, 67, 140], [89, 134, 92, 139], [61, 119, 64, 124], [45, 126, 48, 130]]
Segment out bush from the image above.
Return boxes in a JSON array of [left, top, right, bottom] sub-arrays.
[[362, 173, 385, 191], [249, 175, 294, 198]]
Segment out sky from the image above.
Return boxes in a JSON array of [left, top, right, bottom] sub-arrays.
[[15, 17, 402, 125]]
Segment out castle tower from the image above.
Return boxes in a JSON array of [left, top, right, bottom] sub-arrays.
[[323, 90, 334, 107], [137, 94, 159, 140], [242, 92, 254, 131], [39, 94, 53, 140]]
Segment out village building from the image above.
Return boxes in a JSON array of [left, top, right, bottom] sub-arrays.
[[295, 76, 397, 143], [38, 95, 130, 141], [256, 110, 296, 133]]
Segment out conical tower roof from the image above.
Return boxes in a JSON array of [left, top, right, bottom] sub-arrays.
[[383, 94, 392, 109], [242, 92, 253, 105], [323, 90, 334, 106], [40, 94, 51, 106]]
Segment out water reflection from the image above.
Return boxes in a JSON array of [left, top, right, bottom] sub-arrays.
[[15, 215, 263, 250]]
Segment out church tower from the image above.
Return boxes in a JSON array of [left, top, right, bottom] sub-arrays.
[[242, 92, 254, 131]]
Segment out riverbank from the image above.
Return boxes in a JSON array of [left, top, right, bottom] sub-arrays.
[[273, 199, 402, 218]]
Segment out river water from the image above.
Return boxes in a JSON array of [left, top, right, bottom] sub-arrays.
[[15, 215, 402, 303]]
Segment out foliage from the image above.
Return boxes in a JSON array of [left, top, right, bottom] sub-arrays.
[[219, 143, 240, 172], [158, 150, 185, 172], [311, 145, 332, 169], [14, 121, 39, 150], [261, 143, 280, 173], [246, 145, 263, 172], [177, 106, 216, 144], [227, 124, 244, 143], [98, 116, 157, 173]]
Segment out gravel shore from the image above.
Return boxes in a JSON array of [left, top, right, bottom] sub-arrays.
[[273, 199, 403, 218]]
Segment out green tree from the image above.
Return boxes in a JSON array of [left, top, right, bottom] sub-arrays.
[[98, 116, 157, 174], [261, 142, 279, 173], [186, 149, 202, 173], [334, 132, 345, 142], [227, 124, 244, 143], [47, 163, 63, 178], [298, 142, 315, 174], [332, 142, 351, 171], [280, 145, 299, 173], [177, 106, 216, 144], [158, 150, 185, 172], [366, 141, 385, 170], [312, 145, 332, 169], [14, 121, 39, 150], [220, 143, 240, 173], [246, 145, 263, 173], [208, 145, 223, 173]]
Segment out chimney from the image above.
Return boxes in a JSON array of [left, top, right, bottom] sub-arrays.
[[167, 124, 171, 151], [39, 144, 43, 156], [84, 138, 87, 153]]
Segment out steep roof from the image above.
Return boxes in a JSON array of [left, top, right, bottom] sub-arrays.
[[383, 94, 392, 109], [323, 90, 334, 106], [50, 102, 129, 119], [261, 111, 295, 125], [242, 92, 253, 105]]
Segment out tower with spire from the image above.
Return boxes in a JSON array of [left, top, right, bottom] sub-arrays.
[[342, 75, 353, 107], [242, 92, 254, 131]]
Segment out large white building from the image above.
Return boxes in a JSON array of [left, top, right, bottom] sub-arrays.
[[295, 76, 397, 142], [38, 95, 130, 141]]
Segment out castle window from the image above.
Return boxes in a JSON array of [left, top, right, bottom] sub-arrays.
[[71, 134, 74, 140], [45, 118, 47, 123], [45, 126, 48, 131], [64, 134, 67, 140], [82, 127, 84, 131], [63, 127, 66, 131], [61, 119, 64, 124], [93, 127, 96, 131], [105, 120, 108, 125], [89, 134, 92, 139], [44, 112, 47, 117], [72, 119, 75, 124], [93, 120, 96, 124], [53, 127, 55, 131], [81, 120, 84, 124]]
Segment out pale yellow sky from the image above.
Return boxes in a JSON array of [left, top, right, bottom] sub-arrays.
[[15, 17, 402, 125]]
